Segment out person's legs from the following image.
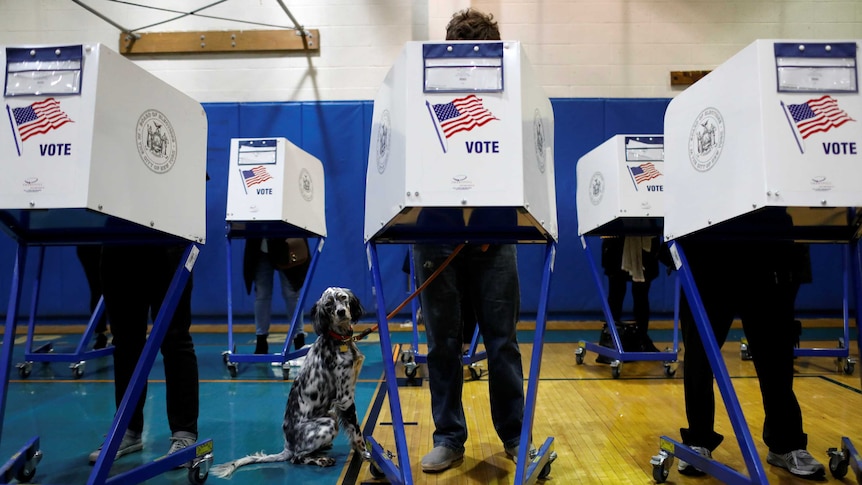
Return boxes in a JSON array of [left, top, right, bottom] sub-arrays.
[[253, 258, 276, 353], [469, 244, 524, 450], [151, 245, 199, 439], [606, 271, 627, 325], [100, 245, 152, 436], [413, 243, 467, 465], [631, 279, 659, 351]]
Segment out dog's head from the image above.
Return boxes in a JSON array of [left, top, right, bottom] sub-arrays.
[[310, 287, 363, 337]]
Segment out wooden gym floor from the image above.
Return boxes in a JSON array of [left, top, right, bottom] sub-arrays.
[[0, 320, 859, 484]]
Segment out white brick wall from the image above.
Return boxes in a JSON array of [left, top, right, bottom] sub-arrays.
[[1, 0, 860, 102]]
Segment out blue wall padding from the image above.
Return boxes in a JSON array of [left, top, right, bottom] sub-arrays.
[[0, 99, 846, 322]]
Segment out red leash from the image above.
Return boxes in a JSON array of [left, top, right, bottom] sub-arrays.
[[355, 243, 465, 340]]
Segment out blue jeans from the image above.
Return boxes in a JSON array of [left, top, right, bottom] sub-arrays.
[[253, 257, 302, 336], [413, 243, 524, 452]]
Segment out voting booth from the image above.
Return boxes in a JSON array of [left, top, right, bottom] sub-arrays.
[[223, 137, 326, 376], [0, 43, 212, 484], [363, 40, 557, 485], [651, 39, 862, 485], [663, 39, 862, 242], [226, 137, 326, 237], [0, 43, 206, 243], [574, 135, 677, 377], [364, 40, 556, 244], [576, 135, 665, 236]]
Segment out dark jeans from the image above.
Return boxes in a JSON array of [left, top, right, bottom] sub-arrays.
[[413, 243, 524, 452], [679, 249, 805, 454], [101, 244, 199, 436], [76, 245, 107, 334]]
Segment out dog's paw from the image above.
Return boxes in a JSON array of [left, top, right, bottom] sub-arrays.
[[312, 456, 337, 467]]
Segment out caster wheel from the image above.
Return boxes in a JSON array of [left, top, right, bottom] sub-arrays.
[[664, 365, 676, 378], [222, 352, 229, 364], [575, 348, 585, 365], [227, 363, 238, 378], [405, 366, 417, 379], [611, 364, 621, 379], [16, 465, 36, 483], [188, 465, 208, 484], [538, 462, 551, 479], [72, 366, 84, 379], [17, 365, 31, 379], [829, 453, 848, 478], [400, 352, 414, 364], [468, 366, 480, 381], [369, 462, 385, 479], [652, 462, 669, 483], [843, 360, 855, 375]]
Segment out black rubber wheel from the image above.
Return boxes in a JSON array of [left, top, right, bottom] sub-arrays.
[[664, 366, 676, 378], [538, 462, 551, 479], [575, 350, 585, 365], [468, 366, 480, 381], [405, 366, 417, 379], [18, 366, 30, 379], [16, 465, 36, 483], [611, 366, 621, 379], [843, 360, 855, 375], [369, 462, 385, 479], [73, 367, 84, 379], [829, 454, 848, 478], [228, 364, 237, 378], [188, 465, 208, 484], [652, 463, 669, 483]]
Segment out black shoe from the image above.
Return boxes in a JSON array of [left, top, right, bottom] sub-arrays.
[[254, 334, 269, 354], [293, 332, 305, 350], [639, 335, 660, 353], [93, 333, 108, 350]]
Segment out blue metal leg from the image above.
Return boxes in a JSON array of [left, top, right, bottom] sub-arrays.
[[656, 241, 768, 485], [0, 244, 29, 479], [365, 242, 413, 485], [88, 243, 211, 485], [513, 241, 557, 485]]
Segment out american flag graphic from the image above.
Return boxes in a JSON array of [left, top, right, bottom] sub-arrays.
[[629, 162, 661, 184], [786, 95, 854, 139], [241, 166, 273, 187], [431, 94, 497, 138], [11, 98, 73, 142]]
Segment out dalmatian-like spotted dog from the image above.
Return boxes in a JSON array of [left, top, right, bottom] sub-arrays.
[[212, 287, 370, 478]]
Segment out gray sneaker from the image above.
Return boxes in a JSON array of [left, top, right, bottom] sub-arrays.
[[421, 446, 463, 473], [504, 444, 537, 464], [88, 432, 143, 465], [677, 445, 711, 476], [167, 432, 198, 469], [767, 449, 826, 478]]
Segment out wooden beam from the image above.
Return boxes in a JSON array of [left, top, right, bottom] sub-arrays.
[[119, 29, 319, 55], [670, 70, 711, 86]]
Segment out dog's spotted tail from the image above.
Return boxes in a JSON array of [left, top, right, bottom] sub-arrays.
[[211, 449, 291, 479]]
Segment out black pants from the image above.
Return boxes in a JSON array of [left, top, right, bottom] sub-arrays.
[[607, 271, 652, 334], [76, 245, 107, 334], [679, 255, 805, 454], [100, 244, 199, 436]]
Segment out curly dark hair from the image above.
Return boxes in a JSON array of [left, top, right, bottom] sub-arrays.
[[445, 8, 501, 41]]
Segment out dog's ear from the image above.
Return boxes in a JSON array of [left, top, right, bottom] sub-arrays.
[[310, 300, 327, 336], [348, 291, 364, 323]]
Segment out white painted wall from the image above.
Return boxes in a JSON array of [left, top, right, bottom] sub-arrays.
[[1, 0, 860, 102]]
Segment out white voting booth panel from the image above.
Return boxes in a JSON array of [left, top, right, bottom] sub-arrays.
[[225, 137, 326, 237], [0, 43, 207, 242], [664, 39, 862, 241], [576, 135, 664, 235], [364, 41, 556, 242]]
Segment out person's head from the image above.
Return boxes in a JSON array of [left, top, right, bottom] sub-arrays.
[[445, 8, 501, 41]]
